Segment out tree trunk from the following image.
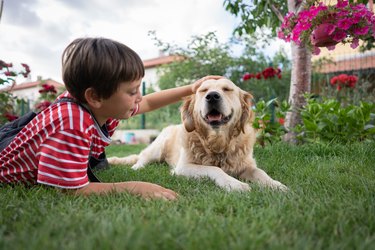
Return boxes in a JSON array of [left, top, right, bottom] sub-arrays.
[[283, 0, 312, 144], [284, 43, 311, 143]]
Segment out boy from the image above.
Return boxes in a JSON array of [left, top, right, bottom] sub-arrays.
[[0, 37, 221, 200]]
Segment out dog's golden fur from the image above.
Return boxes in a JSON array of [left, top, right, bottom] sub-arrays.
[[108, 79, 287, 191]]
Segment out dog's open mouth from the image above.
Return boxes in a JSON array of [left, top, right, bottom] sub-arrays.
[[203, 109, 233, 127]]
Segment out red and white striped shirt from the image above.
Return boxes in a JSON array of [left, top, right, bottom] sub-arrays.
[[0, 92, 139, 189]]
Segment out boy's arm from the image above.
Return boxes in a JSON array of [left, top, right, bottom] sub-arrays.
[[70, 181, 177, 200], [137, 75, 222, 114]]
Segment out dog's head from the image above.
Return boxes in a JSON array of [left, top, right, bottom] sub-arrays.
[[181, 78, 253, 133]]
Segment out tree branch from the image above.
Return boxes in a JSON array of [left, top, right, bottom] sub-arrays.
[[270, 3, 284, 22]]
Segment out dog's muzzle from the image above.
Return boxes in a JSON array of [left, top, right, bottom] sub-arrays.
[[203, 91, 233, 127], [205, 91, 221, 105]]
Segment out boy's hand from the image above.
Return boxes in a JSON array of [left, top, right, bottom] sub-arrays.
[[191, 75, 223, 93], [122, 181, 178, 201], [73, 181, 178, 200]]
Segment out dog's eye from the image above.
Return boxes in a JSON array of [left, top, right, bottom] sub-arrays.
[[223, 87, 233, 92], [199, 88, 208, 93]]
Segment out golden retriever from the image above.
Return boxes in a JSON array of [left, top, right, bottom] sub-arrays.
[[108, 78, 287, 191]]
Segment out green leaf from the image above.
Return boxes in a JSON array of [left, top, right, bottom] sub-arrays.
[[303, 119, 318, 131]]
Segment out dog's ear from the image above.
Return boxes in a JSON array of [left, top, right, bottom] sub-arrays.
[[239, 91, 254, 133], [180, 95, 195, 132]]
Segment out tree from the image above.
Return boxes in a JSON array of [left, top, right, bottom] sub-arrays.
[[223, 0, 373, 143], [224, 0, 311, 143]]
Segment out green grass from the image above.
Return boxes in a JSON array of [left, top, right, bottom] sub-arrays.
[[1, 142, 375, 250]]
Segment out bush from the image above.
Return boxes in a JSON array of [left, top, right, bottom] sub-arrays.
[[296, 95, 375, 143], [0, 60, 31, 125], [252, 98, 290, 146]]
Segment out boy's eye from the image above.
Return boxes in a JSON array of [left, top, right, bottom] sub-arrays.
[[129, 89, 138, 95]]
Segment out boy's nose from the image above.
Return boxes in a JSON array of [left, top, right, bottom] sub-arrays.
[[136, 93, 142, 103]]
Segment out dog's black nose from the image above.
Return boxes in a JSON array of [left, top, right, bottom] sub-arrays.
[[205, 91, 221, 104]]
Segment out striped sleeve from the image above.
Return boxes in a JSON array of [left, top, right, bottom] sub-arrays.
[[36, 129, 91, 189]]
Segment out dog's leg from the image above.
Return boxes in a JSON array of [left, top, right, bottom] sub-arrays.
[[174, 163, 250, 191], [107, 154, 139, 165], [173, 150, 250, 192], [130, 127, 177, 170], [239, 158, 288, 191], [107, 141, 162, 169]]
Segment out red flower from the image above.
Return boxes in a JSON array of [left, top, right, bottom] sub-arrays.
[[242, 73, 252, 81], [4, 113, 19, 122], [330, 74, 358, 90], [278, 118, 285, 125], [21, 63, 31, 78], [39, 84, 57, 94], [4, 71, 18, 77], [35, 101, 52, 111], [242, 67, 282, 81]]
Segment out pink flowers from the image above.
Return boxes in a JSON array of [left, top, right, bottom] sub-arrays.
[[20, 63, 31, 78], [330, 74, 358, 91], [278, 0, 375, 55], [243, 67, 282, 81], [0, 60, 31, 81]]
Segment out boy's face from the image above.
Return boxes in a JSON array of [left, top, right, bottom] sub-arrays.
[[93, 78, 143, 124]]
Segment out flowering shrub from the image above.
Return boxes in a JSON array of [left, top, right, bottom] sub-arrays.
[[34, 83, 58, 112], [0, 60, 30, 84], [278, 0, 375, 55], [243, 67, 282, 81], [0, 60, 31, 124], [330, 74, 358, 91]]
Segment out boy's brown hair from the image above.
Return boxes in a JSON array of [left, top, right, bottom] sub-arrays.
[[62, 37, 145, 103]]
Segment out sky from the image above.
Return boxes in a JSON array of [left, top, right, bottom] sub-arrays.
[[0, 0, 289, 84]]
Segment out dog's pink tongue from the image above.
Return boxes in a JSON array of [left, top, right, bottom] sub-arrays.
[[207, 114, 222, 122]]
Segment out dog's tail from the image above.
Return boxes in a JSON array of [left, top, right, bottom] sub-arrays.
[[107, 154, 139, 166]]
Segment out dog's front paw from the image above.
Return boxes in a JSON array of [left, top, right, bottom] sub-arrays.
[[131, 163, 145, 170], [270, 181, 289, 192], [218, 177, 250, 192], [107, 157, 121, 165]]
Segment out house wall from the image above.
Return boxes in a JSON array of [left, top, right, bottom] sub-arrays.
[[11, 87, 40, 107], [144, 67, 160, 90]]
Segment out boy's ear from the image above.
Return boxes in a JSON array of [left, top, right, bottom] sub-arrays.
[[84, 88, 102, 108]]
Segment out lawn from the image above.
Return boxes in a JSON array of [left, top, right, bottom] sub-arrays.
[[1, 142, 374, 250]]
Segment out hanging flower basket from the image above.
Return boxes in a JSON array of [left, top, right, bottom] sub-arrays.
[[278, 0, 375, 55], [310, 23, 340, 47]]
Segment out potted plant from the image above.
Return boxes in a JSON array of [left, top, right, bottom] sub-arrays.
[[278, 0, 375, 55]]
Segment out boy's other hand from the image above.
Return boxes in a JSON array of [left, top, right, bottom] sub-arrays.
[[191, 75, 223, 93]]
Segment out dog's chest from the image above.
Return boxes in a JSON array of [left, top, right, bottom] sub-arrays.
[[186, 134, 249, 174]]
